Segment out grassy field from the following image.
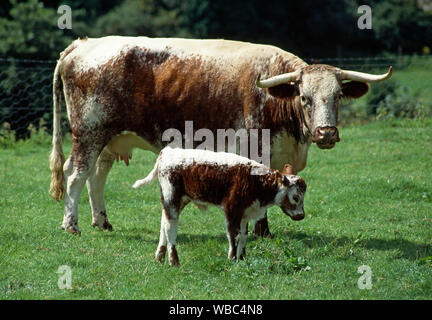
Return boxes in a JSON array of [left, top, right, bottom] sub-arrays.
[[0, 118, 431, 299]]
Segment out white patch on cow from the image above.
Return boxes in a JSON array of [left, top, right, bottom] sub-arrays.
[[81, 96, 106, 127], [271, 131, 310, 173]]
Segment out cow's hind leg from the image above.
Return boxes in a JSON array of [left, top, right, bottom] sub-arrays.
[[87, 148, 115, 231], [62, 141, 104, 234]]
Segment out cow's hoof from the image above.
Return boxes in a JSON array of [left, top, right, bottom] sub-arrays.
[[92, 211, 113, 231], [65, 226, 81, 235], [92, 221, 113, 231]]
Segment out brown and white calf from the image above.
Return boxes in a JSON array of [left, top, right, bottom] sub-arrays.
[[132, 147, 306, 266]]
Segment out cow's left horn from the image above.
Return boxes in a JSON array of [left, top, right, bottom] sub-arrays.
[[256, 70, 300, 88], [340, 66, 392, 83]]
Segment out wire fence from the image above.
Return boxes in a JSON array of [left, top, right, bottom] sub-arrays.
[[0, 55, 431, 140]]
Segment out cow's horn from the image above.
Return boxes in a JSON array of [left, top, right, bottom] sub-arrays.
[[256, 70, 300, 88], [340, 66, 392, 83]]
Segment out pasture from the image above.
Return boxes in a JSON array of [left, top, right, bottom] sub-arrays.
[[0, 118, 431, 299]]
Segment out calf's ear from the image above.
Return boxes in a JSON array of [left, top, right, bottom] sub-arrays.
[[281, 175, 290, 186], [341, 81, 369, 99]]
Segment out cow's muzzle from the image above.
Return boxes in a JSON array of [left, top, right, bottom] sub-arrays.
[[312, 126, 340, 149]]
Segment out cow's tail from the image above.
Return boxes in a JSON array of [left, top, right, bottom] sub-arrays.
[[132, 155, 161, 188], [49, 61, 66, 201]]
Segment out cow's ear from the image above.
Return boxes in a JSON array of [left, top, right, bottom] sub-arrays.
[[267, 84, 298, 99], [341, 81, 369, 99]]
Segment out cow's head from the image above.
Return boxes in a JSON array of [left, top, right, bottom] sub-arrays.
[[257, 64, 392, 149], [276, 174, 307, 221]]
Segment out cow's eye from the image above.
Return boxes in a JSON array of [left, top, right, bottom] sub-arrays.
[[300, 95, 309, 105]]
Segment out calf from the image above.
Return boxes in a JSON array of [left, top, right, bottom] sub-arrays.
[[133, 147, 306, 266]]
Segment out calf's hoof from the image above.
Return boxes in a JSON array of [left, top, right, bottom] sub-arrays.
[[155, 246, 167, 263], [169, 247, 180, 267], [253, 221, 273, 239]]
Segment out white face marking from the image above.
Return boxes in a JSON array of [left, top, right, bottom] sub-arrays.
[[82, 96, 105, 127], [274, 176, 305, 218], [300, 71, 341, 131]]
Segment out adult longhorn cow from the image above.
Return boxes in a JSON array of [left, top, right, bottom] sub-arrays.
[[49, 36, 392, 235]]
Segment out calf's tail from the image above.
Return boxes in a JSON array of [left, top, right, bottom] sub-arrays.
[[132, 156, 160, 188], [49, 61, 66, 201]]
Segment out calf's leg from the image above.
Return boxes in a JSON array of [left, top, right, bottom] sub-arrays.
[[225, 209, 245, 260], [155, 212, 168, 263], [163, 207, 180, 267], [253, 212, 272, 239]]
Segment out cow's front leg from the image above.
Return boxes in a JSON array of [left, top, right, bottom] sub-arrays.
[[87, 148, 115, 231]]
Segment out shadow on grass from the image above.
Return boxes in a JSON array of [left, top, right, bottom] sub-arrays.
[[101, 226, 228, 244], [288, 230, 431, 261], [101, 225, 430, 261]]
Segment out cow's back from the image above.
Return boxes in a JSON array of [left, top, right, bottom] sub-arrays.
[[59, 36, 306, 149]]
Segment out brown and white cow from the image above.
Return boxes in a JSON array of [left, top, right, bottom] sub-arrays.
[[49, 36, 392, 234], [132, 146, 306, 266]]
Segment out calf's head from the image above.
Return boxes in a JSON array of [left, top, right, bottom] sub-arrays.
[[257, 64, 392, 149], [275, 174, 307, 221]]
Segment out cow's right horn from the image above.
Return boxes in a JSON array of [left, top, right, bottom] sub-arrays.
[[340, 66, 393, 83], [256, 70, 300, 88]]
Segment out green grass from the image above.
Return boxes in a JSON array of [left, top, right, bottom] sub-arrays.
[[1, 118, 431, 299]]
